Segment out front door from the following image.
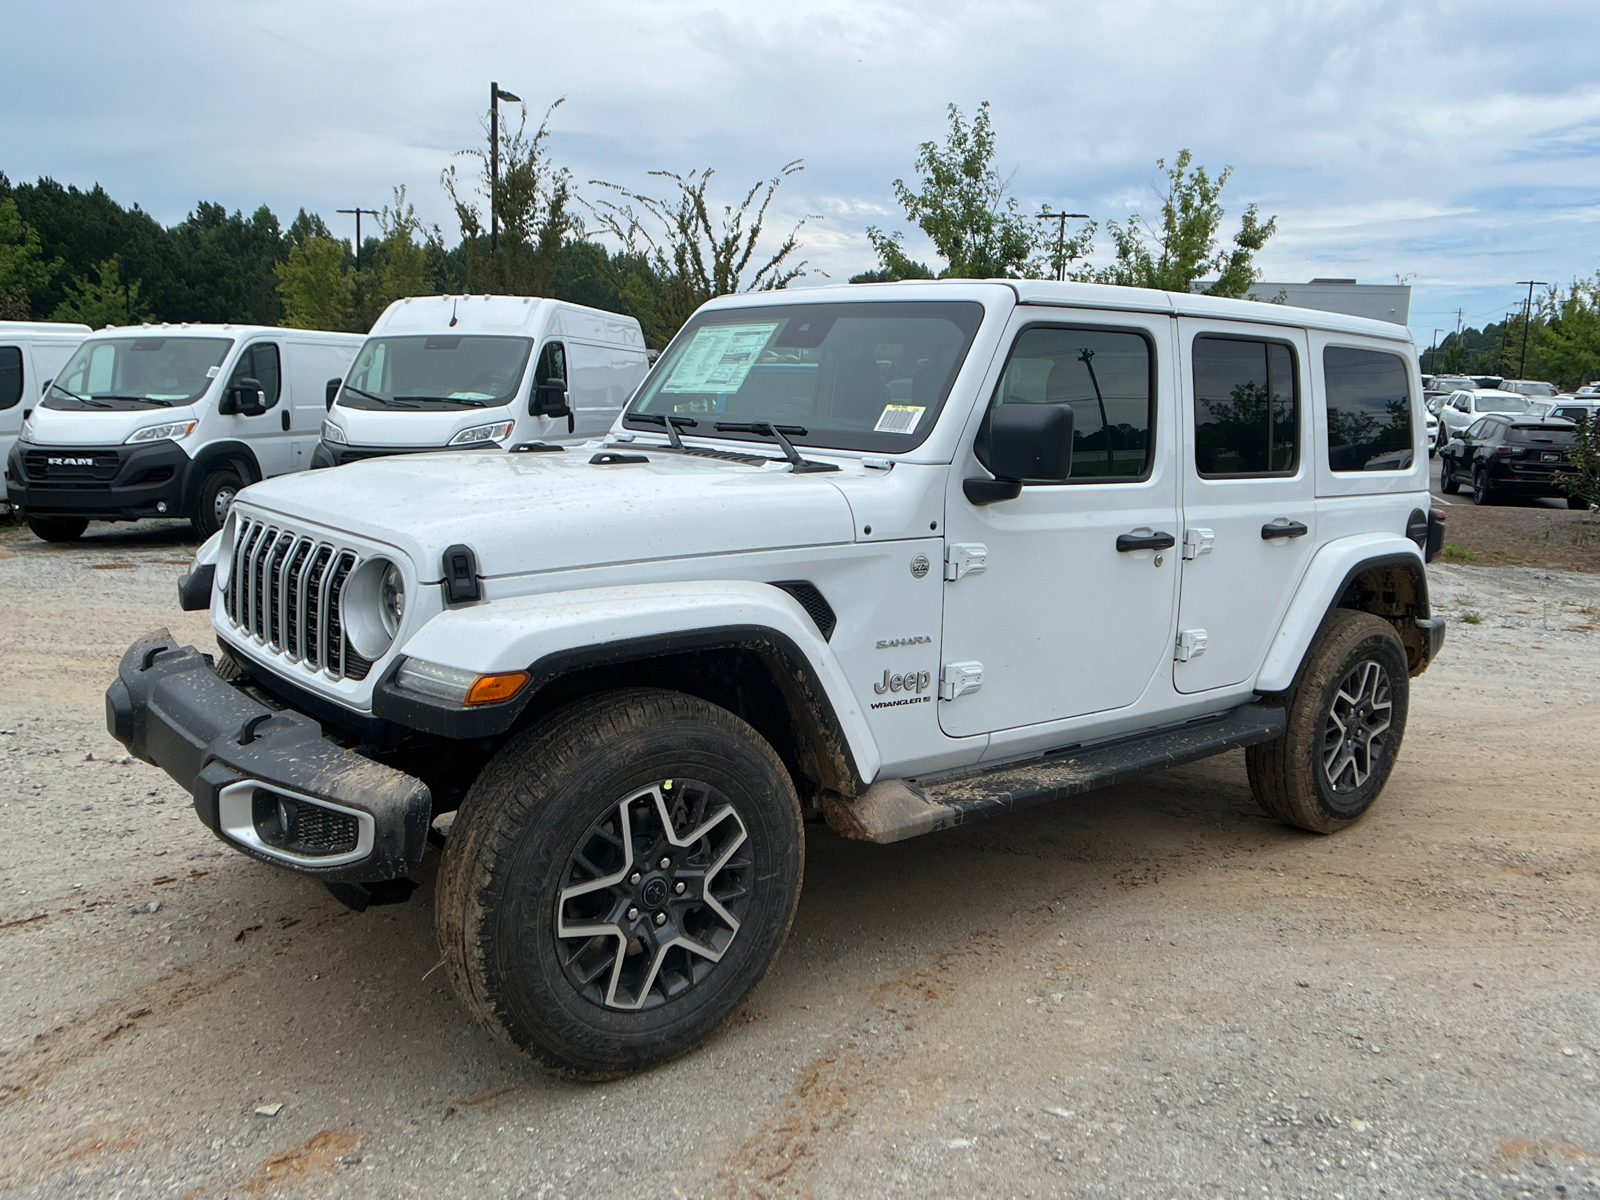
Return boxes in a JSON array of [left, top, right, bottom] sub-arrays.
[[939, 313, 1180, 738], [222, 341, 290, 475], [1173, 319, 1316, 694]]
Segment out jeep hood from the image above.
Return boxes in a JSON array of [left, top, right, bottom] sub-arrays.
[[238, 445, 859, 579]]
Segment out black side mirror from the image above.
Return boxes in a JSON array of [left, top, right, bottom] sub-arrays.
[[965, 404, 1075, 505], [222, 377, 267, 417], [532, 377, 574, 433], [326, 378, 342, 410]]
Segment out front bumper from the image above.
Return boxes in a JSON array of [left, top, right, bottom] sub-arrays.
[[105, 628, 432, 882], [311, 441, 431, 469], [7, 439, 194, 521]]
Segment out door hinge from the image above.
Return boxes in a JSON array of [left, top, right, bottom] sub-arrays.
[[939, 661, 984, 701], [1175, 629, 1209, 662], [1182, 528, 1215, 560], [945, 543, 988, 582]]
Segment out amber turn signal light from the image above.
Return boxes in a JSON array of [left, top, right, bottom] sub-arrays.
[[464, 670, 532, 706]]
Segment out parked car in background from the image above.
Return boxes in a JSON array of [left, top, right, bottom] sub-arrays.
[[0, 321, 92, 493], [1425, 407, 1440, 455], [1574, 384, 1598, 396], [7, 324, 363, 541], [1438, 415, 1582, 506], [1497, 379, 1559, 399], [1437, 389, 1537, 438], [314, 296, 650, 467], [1545, 398, 1600, 424]]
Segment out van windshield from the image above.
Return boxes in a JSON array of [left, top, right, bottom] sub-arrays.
[[43, 337, 233, 409], [624, 300, 985, 452], [337, 336, 533, 410]]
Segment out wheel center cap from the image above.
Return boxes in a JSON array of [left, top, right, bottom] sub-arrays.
[[641, 878, 668, 908]]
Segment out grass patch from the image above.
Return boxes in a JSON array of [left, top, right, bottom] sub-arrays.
[[1442, 542, 1478, 562], [1460, 611, 1483, 624]]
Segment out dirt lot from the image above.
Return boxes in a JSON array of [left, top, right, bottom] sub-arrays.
[[2, 520, 1598, 1200]]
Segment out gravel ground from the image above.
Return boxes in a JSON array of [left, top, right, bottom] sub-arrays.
[[1, 521, 1597, 1200]]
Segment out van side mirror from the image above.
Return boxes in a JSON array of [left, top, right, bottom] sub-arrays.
[[326, 378, 342, 410], [965, 404, 1075, 505], [222, 377, 267, 417], [532, 377, 574, 433]]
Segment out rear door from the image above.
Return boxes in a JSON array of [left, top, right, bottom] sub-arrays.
[[1174, 318, 1316, 694], [0, 341, 23, 462]]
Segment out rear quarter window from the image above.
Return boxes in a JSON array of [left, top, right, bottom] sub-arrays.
[[1324, 346, 1414, 472]]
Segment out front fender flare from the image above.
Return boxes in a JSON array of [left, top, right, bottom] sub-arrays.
[[1255, 534, 1429, 694], [380, 580, 882, 786]]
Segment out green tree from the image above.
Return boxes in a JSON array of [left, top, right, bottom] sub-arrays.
[[275, 236, 355, 330], [1082, 149, 1276, 297], [865, 102, 1074, 280], [163, 202, 284, 324], [0, 196, 58, 319], [1527, 277, 1600, 388], [50, 256, 153, 327], [1555, 413, 1600, 510]]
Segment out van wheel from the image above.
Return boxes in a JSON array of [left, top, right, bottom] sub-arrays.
[[436, 688, 804, 1078], [26, 516, 88, 542], [192, 469, 242, 539], [1246, 610, 1409, 834]]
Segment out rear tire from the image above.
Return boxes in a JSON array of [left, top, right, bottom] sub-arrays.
[[1472, 467, 1496, 506], [191, 469, 242, 539], [26, 515, 87, 542], [1246, 610, 1409, 834], [436, 688, 804, 1077], [1569, 496, 1591, 511]]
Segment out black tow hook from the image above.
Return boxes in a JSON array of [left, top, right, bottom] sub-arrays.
[[324, 879, 419, 912]]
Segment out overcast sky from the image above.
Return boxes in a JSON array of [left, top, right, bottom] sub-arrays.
[[5, 0, 1597, 350]]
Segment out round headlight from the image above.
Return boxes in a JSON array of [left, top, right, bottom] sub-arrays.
[[341, 557, 405, 660], [380, 561, 405, 637]]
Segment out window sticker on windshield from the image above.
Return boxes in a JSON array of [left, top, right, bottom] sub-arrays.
[[874, 404, 925, 434], [660, 324, 778, 393], [205, 365, 220, 378]]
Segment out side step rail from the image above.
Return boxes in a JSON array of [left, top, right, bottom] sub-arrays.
[[824, 701, 1285, 844]]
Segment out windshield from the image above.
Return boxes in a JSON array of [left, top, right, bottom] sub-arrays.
[[625, 300, 985, 452], [1505, 381, 1556, 397], [337, 336, 534, 410], [43, 337, 232, 410], [1476, 394, 1532, 414]]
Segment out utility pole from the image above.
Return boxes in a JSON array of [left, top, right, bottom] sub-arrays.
[[1036, 210, 1091, 282], [1514, 280, 1547, 381], [1452, 307, 1465, 373], [336, 207, 380, 270], [489, 81, 522, 256], [1428, 329, 1442, 374]]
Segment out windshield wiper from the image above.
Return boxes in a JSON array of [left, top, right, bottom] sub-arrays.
[[628, 412, 697, 449], [714, 422, 840, 473], [397, 395, 488, 407], [343, 384, 419, 408], [98, 394, 174, 407], [47, 381, 110, 407]]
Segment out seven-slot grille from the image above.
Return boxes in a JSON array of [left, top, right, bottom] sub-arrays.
[[222, 515, 373, 681]]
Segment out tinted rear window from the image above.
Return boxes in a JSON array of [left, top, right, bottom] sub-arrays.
[[1324, 346, 1414, 471], [1507, 425, 1576, 444]]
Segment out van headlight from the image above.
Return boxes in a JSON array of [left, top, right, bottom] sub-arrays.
[[340, 557, 406, 659], [449, 421, 515, 447], [125, 420, 197, 444], [321, 420, 348, 444]]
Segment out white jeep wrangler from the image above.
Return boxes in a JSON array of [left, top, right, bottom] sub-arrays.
[[107, 281, 1445, 1076]]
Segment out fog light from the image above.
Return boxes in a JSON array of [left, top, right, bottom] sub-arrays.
[[156, 501, 168, 513]]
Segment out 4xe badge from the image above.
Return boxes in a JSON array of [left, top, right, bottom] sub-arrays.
[[910, 554, 930, 579]]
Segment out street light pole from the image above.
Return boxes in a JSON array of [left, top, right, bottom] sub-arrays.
[[336, 207, 380, 270], [1514, 280, 1547, 381], [489, 81, 522, 256], [1036, 210, 1091, 282]]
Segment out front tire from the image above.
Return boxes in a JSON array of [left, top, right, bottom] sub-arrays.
[[436, 689, 804, 1077], [1247, 610, 1409, 834], [192, 469, 242, 539], [26, 515, 87, 542]]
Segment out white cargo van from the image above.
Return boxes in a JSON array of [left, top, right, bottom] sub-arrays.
[[6, 324, 363, 541], [313, 295, 649, 467], [0, 321, 93, 497]]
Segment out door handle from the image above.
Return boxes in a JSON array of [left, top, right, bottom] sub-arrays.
[[1261, 520, 1309, 540], [1116, 531, 1176, 552]]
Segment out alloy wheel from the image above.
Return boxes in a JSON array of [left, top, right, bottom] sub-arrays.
[[556, 778, 751, 1011], [1321, 659, 1392, 793]]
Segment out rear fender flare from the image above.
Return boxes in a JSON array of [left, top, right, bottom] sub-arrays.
[[1255, 535, 1429, 694]]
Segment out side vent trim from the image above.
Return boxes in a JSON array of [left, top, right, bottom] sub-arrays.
[[770, 580, 836, 641]]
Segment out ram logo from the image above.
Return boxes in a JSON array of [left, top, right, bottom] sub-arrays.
[[48, 457, 97, 467]]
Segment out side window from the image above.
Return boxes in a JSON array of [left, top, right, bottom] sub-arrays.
[[983, 325, 1154, 480], [1464, 418, 1488, 439], [1191, 335, 1298, 476], [536, 341, 567, 386], [0, 346, 21, 410], [229, 343, 282, 405], [1324, 346, 1413, 472]]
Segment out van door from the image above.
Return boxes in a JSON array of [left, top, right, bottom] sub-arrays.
[[566, 342, 645, 438], [532, 340, 568, 436], [938, 312, 1180, 737], [0, 342, 24, 463], [222, 341, 292, 476], [1173, 319, 1316, 694]]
